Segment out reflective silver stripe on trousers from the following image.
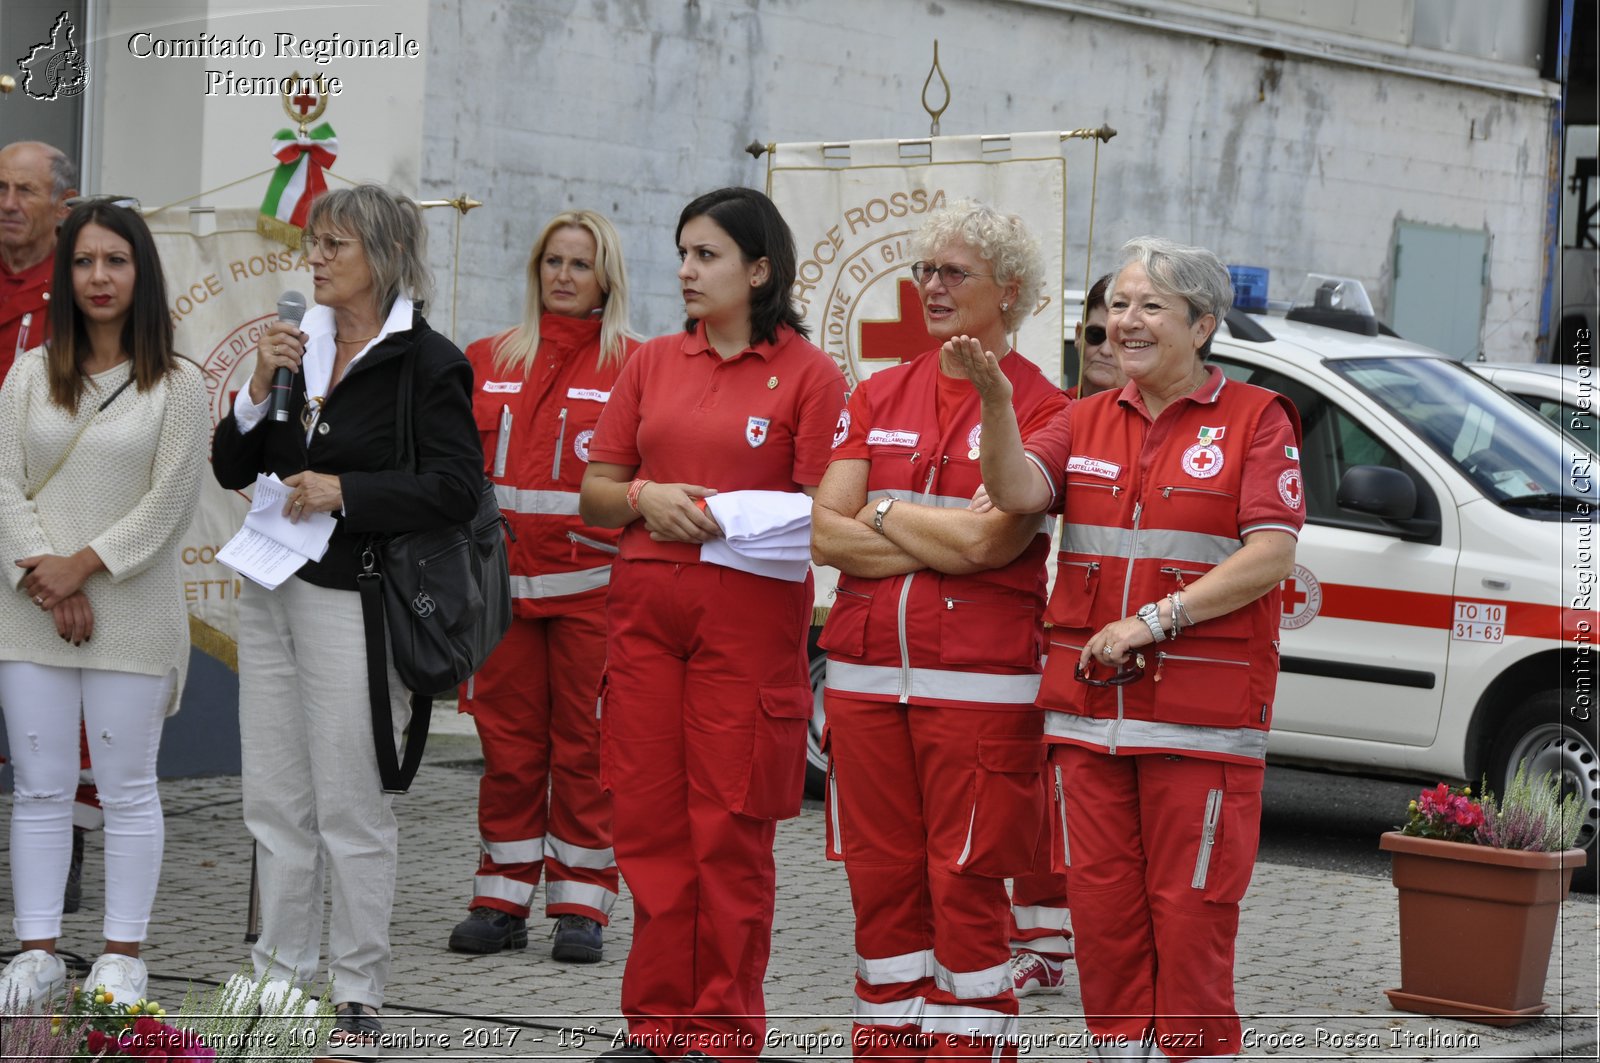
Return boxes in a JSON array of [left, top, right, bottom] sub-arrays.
[[545, 878, 619, 916], [1064, 523, 1241, 568], [868, 488, 1054, 535], [854, 995, 924, 1028], [921, 1004, 1018, 1040], [1011, 904, 1070, 932], [471, 873, 535, 907], [494, 484, 581, 515], [857, 949, 934, 985], [511, 567, 612, 599], [545, 834, 615, 871], [827, 661, 1042, 705], [1044, 712, 1268, 761], [481, 835, 543, 863], [935, 958, 1010, 999]]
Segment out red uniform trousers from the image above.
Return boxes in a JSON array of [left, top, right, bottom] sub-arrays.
[[604, 559, 812, 1061], [463, 605, 616, 921], [827, 694, 1044, 1062], [1009, 760, 1070, 958], [1055, 744, 1263, 1062]]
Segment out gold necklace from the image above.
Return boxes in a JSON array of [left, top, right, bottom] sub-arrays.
[[335, 334, 377, 346]]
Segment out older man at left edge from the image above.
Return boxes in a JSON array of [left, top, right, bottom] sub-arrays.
[[0, 140, 77, 380]]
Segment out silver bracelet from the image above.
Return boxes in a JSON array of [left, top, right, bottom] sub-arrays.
[[1171, 591, 1197, 631]]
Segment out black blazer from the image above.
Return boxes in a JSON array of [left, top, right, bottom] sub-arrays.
[[212, 311, 482, 591]]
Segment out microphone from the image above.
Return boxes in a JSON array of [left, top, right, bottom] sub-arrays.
[[268, 290, 308, 423]]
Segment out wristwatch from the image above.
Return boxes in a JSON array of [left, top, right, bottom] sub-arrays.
[[873, 497, 895, 534], [1137, 602, 1168, 642]]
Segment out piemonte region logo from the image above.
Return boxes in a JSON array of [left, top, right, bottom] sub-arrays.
[[16, 11, 88, 101]]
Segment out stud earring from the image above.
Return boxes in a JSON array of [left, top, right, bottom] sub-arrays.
[[1000, 302, 1010, 311]]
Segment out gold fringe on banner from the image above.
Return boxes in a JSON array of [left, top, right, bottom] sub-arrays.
[[189, 614, 239, 673], [255, 213, 304, 250]]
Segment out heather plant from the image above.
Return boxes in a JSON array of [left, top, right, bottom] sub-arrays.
[[1475, 762, 1585, 852]]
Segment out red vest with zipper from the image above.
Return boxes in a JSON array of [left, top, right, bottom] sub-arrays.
[[466, 315, 636, 619], [819, 349, 1067, 710], [1036, 378, 1300, 761]]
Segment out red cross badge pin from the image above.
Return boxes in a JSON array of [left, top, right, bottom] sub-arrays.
[[1181, 442, 1224, 479]]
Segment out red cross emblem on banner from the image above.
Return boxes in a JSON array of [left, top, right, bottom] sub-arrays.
[[858, 279, 936, 369]]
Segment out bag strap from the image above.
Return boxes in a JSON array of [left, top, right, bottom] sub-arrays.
[[358, 561, 431, 794], [27, 368, 136, 501], [360, 345, 428, 794]]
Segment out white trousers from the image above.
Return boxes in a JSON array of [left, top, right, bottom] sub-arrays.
[[237, 577, 410, 1008], [0, 661, 173, 943]]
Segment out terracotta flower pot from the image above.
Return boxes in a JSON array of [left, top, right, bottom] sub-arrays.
[[1379, 830, 1586, 1025]]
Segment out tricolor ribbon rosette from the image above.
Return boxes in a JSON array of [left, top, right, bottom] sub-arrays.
[[257, 122, 338, 248]]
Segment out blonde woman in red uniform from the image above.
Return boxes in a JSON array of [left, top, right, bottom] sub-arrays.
[[581, 187, 846, 1062], [812, 201, 1067, 1061], [448, 210, 638, 964]]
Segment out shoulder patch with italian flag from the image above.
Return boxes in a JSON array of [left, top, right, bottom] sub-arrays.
[[1284, 445, 1299, 460]]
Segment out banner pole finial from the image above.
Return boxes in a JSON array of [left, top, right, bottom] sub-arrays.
[[922, 40, 950, 137]]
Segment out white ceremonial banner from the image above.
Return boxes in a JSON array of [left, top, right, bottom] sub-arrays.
[[148, 207, 315, 662], [767, 131, 1067, 391]]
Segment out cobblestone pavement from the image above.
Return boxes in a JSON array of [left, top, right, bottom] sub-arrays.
[[3, 727, 1595, 1061]]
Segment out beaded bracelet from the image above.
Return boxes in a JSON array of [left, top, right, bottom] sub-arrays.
[[626, 478, 652, 512]]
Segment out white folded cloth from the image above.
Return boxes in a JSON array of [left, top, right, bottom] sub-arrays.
[[700, 490, 814, 582]]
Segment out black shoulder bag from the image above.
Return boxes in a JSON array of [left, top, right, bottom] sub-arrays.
[[357, 346, 513, 793]]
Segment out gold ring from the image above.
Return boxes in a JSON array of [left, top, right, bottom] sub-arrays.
[[293, 500, 304, 508], [33, 595, 43, 606]]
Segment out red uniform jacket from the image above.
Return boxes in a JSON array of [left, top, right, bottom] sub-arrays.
[[1029, 372, 1304, 762], [820, 349, 1068, 710], [467, 314, 635, 619], [0, 255, 53, 382]]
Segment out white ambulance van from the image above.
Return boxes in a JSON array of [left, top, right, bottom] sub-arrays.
[[806, 277, 1598, 888]]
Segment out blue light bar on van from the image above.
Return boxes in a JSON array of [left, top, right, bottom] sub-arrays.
[[1228, 265, 1269, 313]]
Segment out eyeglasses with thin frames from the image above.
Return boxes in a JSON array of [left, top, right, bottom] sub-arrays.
[[1073, 653, 1146, 687], [910, 261, 992, 288], [300, 233, 359, 260]]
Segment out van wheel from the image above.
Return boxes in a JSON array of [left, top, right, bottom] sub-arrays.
[[804, 631, 827, 800], [1487, 691, 1598, 892]]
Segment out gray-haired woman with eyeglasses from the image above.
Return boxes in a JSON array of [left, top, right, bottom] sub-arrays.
[[212, 184, 480, 1057], [951, 235, 1304, 1058]]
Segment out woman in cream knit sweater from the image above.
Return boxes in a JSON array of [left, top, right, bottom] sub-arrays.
[[0, 201, 208, 1012]]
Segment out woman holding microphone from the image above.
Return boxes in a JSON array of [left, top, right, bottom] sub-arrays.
[[448, 210, 638, 963], [580, 187, 846, 1061]]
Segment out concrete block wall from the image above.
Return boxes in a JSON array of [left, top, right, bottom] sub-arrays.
[[421, 0, 1552, 361]]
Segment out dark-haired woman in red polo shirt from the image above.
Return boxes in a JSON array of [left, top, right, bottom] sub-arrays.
[[581, 187, 846, 1063]]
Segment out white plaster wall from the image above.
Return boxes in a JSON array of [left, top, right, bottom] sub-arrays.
[[422, 0, 1553, 361]]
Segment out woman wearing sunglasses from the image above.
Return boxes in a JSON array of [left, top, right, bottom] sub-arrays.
[[952, 236, 1303, 1060], [1067, 274, 1123, 400], [811, 200, 1067, 1059]]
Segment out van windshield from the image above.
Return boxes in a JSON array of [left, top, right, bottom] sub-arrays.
[[1331, 357, 1597, 518]]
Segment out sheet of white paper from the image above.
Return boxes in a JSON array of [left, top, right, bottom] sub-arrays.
[[244, 473, 337, 561], [216, 526, 308, 590]]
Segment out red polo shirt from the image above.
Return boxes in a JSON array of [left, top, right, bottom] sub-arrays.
[[0, 254, 54, 382], [589, 321, 847, 564]]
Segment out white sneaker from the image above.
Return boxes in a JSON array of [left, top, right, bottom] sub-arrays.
[[0, 949, 68, 1011], [86, 953, 148, 1008], [1010, 950, 1068, 997]]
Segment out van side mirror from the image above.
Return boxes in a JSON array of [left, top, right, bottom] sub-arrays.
[[1338, 465, 1415, 519], [1337, 465, 1440, 541]]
